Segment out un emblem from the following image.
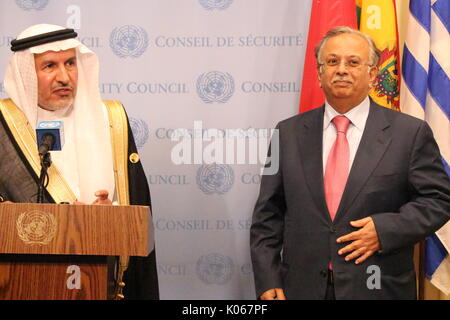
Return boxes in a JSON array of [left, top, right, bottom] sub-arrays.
[[196, 253, 234, 285], [129, 117, 149, 149], [196, 164, 234, 195], [199, 0, 234, 10], [15, 0, 49, 11], [16, 210, 57, 245], [110, 25, 149, 58], [196, 71, 234, 103]]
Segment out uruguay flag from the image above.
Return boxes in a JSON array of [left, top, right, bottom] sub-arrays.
[[400, 0, 450, 295]]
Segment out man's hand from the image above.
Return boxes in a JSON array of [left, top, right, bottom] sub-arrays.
[[336, 217, 380, 264], [73, 190, 112, 205], [92, 190, 112, 205], [260, 288, 286, 300]]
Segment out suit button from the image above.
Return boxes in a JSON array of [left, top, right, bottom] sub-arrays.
[[330, 226, 336, 233], [320, 270, 328, 278]]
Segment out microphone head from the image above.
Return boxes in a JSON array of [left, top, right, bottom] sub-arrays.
[[36, 121, 65, 151]]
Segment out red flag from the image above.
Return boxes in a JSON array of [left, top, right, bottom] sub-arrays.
[[299, 0, 357, 113]]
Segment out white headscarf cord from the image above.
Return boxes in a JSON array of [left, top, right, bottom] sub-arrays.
[[4, 24, 115, 203]]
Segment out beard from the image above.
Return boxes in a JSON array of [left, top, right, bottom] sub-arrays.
[[37, 86, 76, 111], [38, 97, 74, 111]]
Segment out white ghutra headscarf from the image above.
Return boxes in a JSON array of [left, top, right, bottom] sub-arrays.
[[4, 24, 115, 203]]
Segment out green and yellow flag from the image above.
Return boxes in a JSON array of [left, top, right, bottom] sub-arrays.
[[357, 0, 400, 110]]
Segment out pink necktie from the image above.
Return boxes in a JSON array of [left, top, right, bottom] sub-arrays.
[[324, 116, 350, 221]]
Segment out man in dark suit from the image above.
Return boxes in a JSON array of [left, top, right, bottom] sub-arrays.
[[250, 26, 450, 300]]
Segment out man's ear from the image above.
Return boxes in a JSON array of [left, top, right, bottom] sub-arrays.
[[368, 66, 378, 88], [317, 66, 322, 87]]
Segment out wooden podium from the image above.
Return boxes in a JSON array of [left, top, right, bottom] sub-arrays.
[[0, 203, 153, 300]]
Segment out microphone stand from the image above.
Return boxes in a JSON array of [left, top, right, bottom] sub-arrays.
[[37, 151, 52, 203]]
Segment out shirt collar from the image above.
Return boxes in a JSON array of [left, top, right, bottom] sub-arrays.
[[323, 96, 370, 132]]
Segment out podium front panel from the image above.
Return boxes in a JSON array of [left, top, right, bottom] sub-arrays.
[[0, 254, 112, 300], [0, 203, 152, 256]]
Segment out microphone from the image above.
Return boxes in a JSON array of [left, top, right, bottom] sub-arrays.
[[36, 121, 64, 155], [38, 133, 56, 156], [35, 121, 64, 204]]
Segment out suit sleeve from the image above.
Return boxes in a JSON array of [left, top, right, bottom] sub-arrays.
[[372, 121, 450, 254], [250, 124, 286, 298]]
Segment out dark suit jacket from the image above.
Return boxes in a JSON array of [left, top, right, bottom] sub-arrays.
[[250, 100, 450, 299]]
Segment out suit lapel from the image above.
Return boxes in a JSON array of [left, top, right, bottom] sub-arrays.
[[297, 107, 331, 222], [333, 102, 392, 223]]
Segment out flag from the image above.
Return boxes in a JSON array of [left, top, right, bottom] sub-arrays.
[[298, 0, 357, 113], [358, 0, 401, 110], [401, 0, 450, 295], [356, 0, 362, 26]]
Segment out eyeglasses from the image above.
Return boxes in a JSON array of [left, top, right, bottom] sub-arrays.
[[318, 58, 373, 70]]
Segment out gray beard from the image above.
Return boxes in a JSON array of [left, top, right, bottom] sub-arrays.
[[38, 98, 74, 111]]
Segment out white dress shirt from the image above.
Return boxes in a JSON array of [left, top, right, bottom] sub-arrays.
[[322, 97, 370, 175]]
